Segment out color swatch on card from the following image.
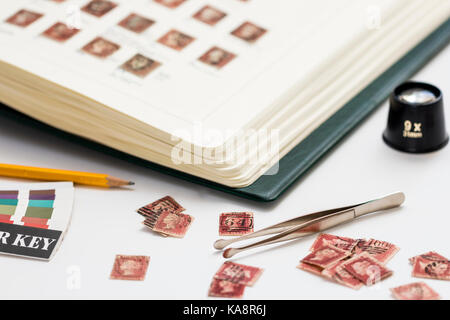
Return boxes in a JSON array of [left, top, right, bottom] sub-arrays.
[[22, 189, 55, 229], [0, 191, 19, 224]]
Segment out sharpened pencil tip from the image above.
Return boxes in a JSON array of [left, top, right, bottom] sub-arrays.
[[128, 181, 135, 186]]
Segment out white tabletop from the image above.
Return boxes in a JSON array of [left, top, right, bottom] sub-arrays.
[[0, 44, 449, 300]]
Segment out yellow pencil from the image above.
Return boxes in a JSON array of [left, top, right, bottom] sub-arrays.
[[0, 163, 134, 188]]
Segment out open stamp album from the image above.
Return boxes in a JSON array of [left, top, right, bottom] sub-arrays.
[[0, 0, 449, 188]]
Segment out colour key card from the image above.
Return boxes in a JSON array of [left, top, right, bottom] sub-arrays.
[[0, 182, 74, 261]]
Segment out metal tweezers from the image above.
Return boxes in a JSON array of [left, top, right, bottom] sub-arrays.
[[214, 192, 405, 258]]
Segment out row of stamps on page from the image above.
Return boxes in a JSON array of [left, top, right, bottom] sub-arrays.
[[5, 0, 267, 78]]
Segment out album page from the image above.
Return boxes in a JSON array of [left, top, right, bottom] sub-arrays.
[[0, 0, 399, 147]]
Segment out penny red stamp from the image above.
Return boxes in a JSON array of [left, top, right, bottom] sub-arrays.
[[214, 261, 263, 286], [342, 253, 393, 286], [412, 256, 450, 280], [42, 22, 80, 42], [193, 6, 227, 26], [81, 0, 117, 17], [82, 37, 120, 58], [154, 0, 186, 9], [322, 260, 363, 290], [110, 255, 150, 281], [219, 212, 254, 236], [5, 9, 43, 27], [121, 54, 161, 78], [158, 29, 195, 51], [309, 234, 358, 252], [409, 251, 448, 265], [147, 211, 194, 238], [118, 13, 155, 34], [391, 282, 440, 300], [208, 279, 245, 298], [231, 21, 267, 43], [199, 47, 236, 69], [297, 262, 324, 276], [138, 196, 185, 217], [353, 238, 399, 263], [301, 245, 350, 269]]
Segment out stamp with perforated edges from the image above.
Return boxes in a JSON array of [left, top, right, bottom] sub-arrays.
[[391, 282, 440, 300], [208, 279, 245, 299], [219, 212, 254, 236], [302, 245, 350, 269], [110, 255, 150, 281], [342, 253, 393, 286], [214, 261, 263, 286], [81, 0, 117, 18]]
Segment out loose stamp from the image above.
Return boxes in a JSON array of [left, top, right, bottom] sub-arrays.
[[353, 238, 399, 263], [409, 251, 448, 265], [391, 282, 440, 300], [301, 245, 350, 269], [144, 211, 194, 238], [342, 253, 393, 286], [309, 234, 358, 252], [138, 196, 185, 217], [208, 279, 245, 299], [219, 212, 254, 236], [214, 261, 263, 286], [110, 255, 150, 281], [412, 257, 450, 281]]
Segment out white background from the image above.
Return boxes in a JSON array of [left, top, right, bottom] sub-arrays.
[[0, 43, 449, 300]]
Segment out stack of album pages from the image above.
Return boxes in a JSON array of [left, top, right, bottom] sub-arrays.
[[0, 0, 449, 188]]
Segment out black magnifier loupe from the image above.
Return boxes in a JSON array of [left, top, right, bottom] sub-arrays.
[[383, 82, 448, 153]]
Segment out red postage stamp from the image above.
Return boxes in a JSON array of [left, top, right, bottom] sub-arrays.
[[412, 256, 450, 280], [199, 47, 236, 69], [208, 279, 246, 299], [193, 5, 227, 26], [149, 211, 194, 238], [82, 37, 120, 58], [219, 212, 254, 236], [231, 21, 267, 43], [121, 54, 161, 78], [322, 260, 363, 290], [391, 282, 440, 300], [118, 13, 155, 34], [342, 253, 393, 286], [154, 0, 186, 9], [158, 29, 195, 51], [81, 0, 117, 17], [309, 234, 359, 252], [302, 245, 350, 269], [138, 196, 185, 217], [409, 251, 448, 265], [214, 261, 263, 286], [42, 22, 80, 42], [5, 9, 43, 27], [353, 238, 399, 263], [110, 255, 150, 281], [297, 262, 324, 276]]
